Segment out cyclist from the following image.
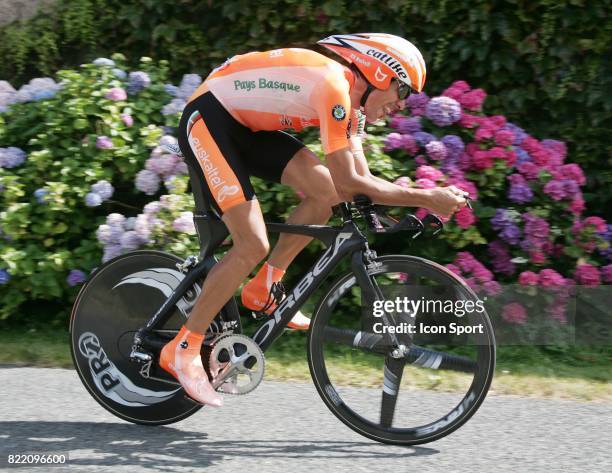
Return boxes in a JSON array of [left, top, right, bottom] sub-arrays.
[[160, 33, 469, 407]]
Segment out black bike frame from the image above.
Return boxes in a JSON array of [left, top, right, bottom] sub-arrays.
[[136, 203, 382, 354]]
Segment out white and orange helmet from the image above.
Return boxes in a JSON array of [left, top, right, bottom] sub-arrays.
[[318, 33, 426, 93]]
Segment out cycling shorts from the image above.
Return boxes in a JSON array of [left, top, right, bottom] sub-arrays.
[[177, 92, 305, 216]]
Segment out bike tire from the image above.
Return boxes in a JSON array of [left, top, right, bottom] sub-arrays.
[[307, 254, 495, 445], [70, 250, 219, 425]]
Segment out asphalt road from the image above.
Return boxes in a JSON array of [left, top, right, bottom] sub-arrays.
[[0, 367, 610, 472]]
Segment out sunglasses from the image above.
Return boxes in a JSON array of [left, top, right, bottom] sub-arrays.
[[396, 81, 412, 100]]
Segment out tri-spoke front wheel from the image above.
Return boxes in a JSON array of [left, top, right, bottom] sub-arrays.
[[307, 255, 495, 445]]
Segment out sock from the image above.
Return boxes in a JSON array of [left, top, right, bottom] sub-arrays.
[[241, 262, 285, 312]]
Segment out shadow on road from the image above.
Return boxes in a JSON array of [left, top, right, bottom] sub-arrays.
[[0, 421, 437, 469]]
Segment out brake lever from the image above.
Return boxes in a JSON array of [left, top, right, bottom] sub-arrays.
[[386, 213, 424, 237], [421, 213, 444, 235]]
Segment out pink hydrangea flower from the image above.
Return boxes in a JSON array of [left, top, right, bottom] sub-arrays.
[[416, 178, 436, 189], [459, 88, 487, 111], [402, 134, 419, 155], [394, 176, 411, 188], [518, 271, 538, 286], [494, 129, 515, 147], [501, 303, 528, 325], [458, 112, 482, 128], [560, 164, 585, 185], [574, 264, 601, 286], [517, 161, 540, 180], [539, 269, 565, 287], [105, 87, 127, 101], [472, 150, 493, 170], [568, 197, 585, 215], [455, 206, 476, 229], [416, 165, 444, 182], [602, 264, 612, 284]]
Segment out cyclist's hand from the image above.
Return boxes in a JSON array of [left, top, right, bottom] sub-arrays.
[[423, 186, 468, 217]]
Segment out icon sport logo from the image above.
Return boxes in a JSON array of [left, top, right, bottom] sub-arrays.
[[332, 104, 346, 121]]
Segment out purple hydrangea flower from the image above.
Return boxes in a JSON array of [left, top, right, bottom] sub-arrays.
[[491, 209, 522, 245], [0, 147, 27, 168], [96, 224, 113, 244], [120, 113, 133, 127], [543, 180, 566, 201], [135, 170, 161, 195], [106, 213, 126, 227], [134, 214, 152, 243], [91, 180, 114, 200], [120, 230, 142, 250], [173, 160, 188, 175], [172, 212, 195, 233], [143, 201, 161, 215], [413, 131, 436, 147], [85, 192, 102, 207], [124, 217, 137, 231], [105, 87, 127, 101], [146, 154, 177, 177], [425, 96, 461, 126], [96, 136, 113, 150], [0, 268, 10, 284], [93, 58, 115, 67], [406, 92, 429, 115], [162, 98, 186, 116], [515, 148, 531, 164], [164, 84, 178, 97], [127, 71, 151, 95], [112, 68, 127, 80], [504, 123, 527, 145], [508, 174, 533, 204], [67, 269, 87, 287], [425, 140, 448, 161], [102, 244, 123, 263], [441, 135, 465, 159], [488, 241, 516, 276], [390, 115, 422, 134], [384, 132, 404, 151], [176, 74, 202, 100], [34, 188, 49, 204]]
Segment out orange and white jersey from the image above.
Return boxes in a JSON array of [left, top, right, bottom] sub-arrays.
[[187, 48, 362, 154]]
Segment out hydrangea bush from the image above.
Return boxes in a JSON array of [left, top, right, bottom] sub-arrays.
[[0, 55, 301, 321], [382, 80, 611, 325]]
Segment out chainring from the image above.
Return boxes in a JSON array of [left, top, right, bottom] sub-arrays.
[[208, 334, 265, 395]]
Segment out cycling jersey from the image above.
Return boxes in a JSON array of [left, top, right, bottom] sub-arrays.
[[178, 48, 364, 215], [188, 48, 362, 154]]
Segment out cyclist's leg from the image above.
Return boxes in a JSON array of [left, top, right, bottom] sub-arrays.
[[161, 93, 270, 405], [271, 147, 342, 269]]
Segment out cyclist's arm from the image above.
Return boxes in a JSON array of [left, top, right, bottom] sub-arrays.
[[326, 146, 427, 207], [349, 136, 410, 186]]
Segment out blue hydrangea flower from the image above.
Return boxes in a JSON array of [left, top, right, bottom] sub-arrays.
[[91, 180, 114, 200], [85, 192, 103, 207], [66, 269, 87, 287], [93, 58, 115, 67], [413, 131, 436, 147], [162, 98, 186, 116], [120, 230, 142, 250], [0, 268, 10, 285], [164, 84, 178, 97], [0, 147, 27, 168], [127, 71, 151, 95], [34, 188, 49, 204], [135, 170, 161, 195], [425, 96, 461, 126], [112, 68, 127, 80]]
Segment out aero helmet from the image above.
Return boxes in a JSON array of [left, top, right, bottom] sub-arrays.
[[318, 33, 426, 106]]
